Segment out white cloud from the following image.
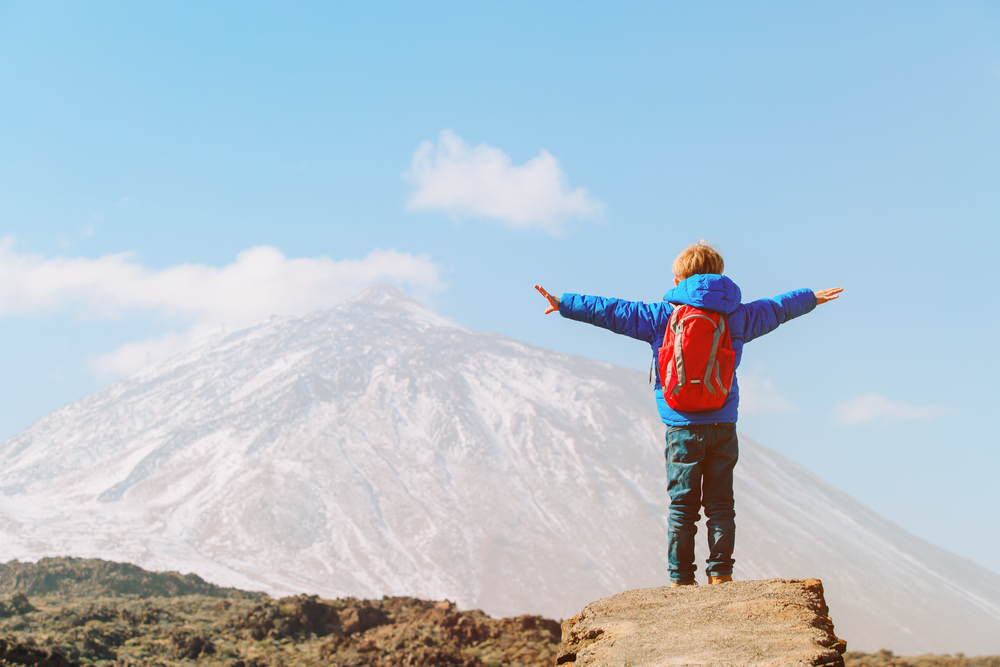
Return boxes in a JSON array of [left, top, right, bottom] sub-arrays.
[[405, 130, 604, 235], [832, 394, 957, 426], [737, 373, 795, 415], [0, 239, 445, 380]]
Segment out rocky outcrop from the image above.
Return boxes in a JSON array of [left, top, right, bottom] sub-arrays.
[[557, 578, 846, 666]]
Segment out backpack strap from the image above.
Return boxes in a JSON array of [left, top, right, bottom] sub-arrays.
[[654, 303, 681, 385], [714, 358, 729, 397], [701, 314, 725, 396], [668, 306, 687, 395]]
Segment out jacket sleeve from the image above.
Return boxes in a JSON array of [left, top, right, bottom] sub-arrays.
[[739, 288, 817, 344], [559, 293, 668, 344]]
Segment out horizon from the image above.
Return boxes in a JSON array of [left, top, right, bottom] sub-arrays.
[[1, 0, 998, 588]]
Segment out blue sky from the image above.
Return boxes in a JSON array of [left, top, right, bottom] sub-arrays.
[[2, 2, 999, 573]]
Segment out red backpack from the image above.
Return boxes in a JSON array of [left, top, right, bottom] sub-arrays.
[[658, 304, 736, 412]]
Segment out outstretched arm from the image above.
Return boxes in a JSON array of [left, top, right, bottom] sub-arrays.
[[740, 287, 823, 343], [534, 285, 560, 314], [534, 285, 671, 344], [815, 287, 843, 305]]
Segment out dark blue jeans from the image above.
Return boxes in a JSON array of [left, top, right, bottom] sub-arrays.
[[665, 423, 738, 584]]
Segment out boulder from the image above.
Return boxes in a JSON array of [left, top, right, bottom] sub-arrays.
[[557, 578, 846, 666]]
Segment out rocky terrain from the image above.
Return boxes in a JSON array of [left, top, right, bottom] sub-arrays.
[[843, 652, 1000, 667], [0, 558, 559, 666], [0, 558, 997, 666], [556, 578, 846, 666]]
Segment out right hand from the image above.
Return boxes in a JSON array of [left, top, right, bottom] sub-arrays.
[[534, 285, 560, 315], [815, 287, 843, 305]]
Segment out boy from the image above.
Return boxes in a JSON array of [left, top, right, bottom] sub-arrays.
[[534, 242, 841, 586]]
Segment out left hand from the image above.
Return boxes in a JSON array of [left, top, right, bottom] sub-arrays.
[[534, 285, 560, 314]]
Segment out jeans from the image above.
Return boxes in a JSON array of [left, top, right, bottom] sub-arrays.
[[665, 423, 738, 584]]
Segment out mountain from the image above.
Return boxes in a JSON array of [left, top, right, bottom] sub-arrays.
[[0, 285, 998, 654]]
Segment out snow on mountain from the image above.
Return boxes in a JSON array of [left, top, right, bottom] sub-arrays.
[[0, 284, 998, 654]]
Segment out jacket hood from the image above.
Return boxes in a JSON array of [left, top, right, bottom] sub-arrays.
[[663, 274, 741, 314]]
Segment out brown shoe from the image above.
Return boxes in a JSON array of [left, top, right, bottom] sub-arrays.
[[670, 581, 697, 588], [708, 575, 733, 584]]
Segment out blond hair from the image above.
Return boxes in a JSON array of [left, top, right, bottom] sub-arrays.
[[672, 241, 724, 280]]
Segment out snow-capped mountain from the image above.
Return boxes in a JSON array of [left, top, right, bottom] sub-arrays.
[[0, 285, 998, 654]]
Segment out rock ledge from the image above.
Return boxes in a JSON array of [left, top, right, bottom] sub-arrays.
[[557, 578, 846, 666]]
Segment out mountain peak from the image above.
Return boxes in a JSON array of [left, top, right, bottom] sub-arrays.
[[339, 283, 466, 331], [351, 283, 413, 305]]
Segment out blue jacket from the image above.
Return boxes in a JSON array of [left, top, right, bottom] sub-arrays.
[[558, 275, 816, 426]]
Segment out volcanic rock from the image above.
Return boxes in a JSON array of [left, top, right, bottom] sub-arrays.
[[557, 578, 846, 666]]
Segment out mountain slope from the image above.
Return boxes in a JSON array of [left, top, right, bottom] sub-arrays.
[[0, 285, 997, 654]]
